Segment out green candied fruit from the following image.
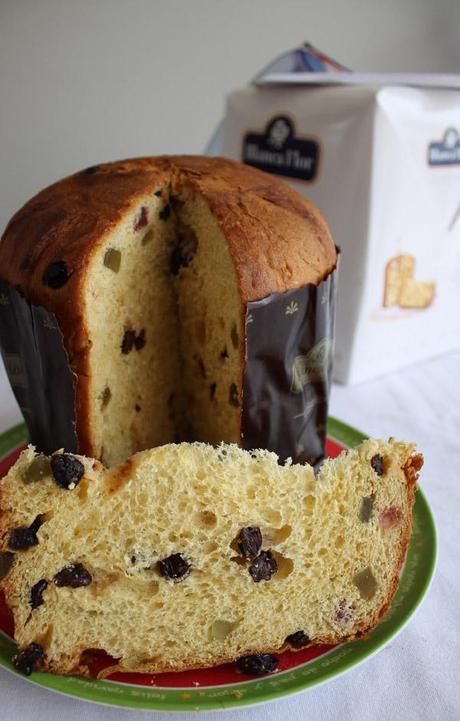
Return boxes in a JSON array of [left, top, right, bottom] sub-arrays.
[[353, 567, 378, 600], [103, 248, 121, 272], [22, 455, 52, 484], [100, 386, 112, 410], [141, 229, 154, 246], [0, 552, 14, 579], [359, 495, 375, 523]]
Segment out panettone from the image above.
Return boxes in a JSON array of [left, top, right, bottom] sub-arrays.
[[0, 438, 422, 676], [0, 156, 336, 466]]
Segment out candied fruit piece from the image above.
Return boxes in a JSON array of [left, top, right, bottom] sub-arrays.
[[141, 229, 154, 246], [379, 506, 402, 530], [103, 248, 121, 272], [22, 455, 51, 484], [359, 494, 375, 523], [134, 206, 148, 230], [353, 567, 378, 600]]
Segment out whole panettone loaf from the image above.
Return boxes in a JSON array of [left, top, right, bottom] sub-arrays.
[[0, 156, 336, 466], [0, 438, 422, 676]]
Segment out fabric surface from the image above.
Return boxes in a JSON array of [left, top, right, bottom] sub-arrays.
[[0, 351, 458, 721]]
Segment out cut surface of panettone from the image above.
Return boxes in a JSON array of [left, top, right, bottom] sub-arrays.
[[0, 438, 422, 677]]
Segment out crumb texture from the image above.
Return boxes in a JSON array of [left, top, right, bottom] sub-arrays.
[[0, 438, 421, 675]]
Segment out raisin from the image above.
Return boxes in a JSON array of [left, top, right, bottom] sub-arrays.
[[51, 454, 84, 490], [0, 552, 14, 579], [210, 383, 217, 400], [249, 550, 278, 582], [371, 454, 385, 476], [22, 455, 51, 484], [158, 553, 190, 581], [285, 630, 310, 648], [103, 248, 121, 273], [134, 404, 141, 412], [231, 324, 239, 350], [83, 165, 99, 175], [236, 653, 278, 676], [42, 261, 69, 289], [8, 515, 43, 550], [100, 386, 111, 410], [235, 527, 262, 560], [30, 579, 48, 609], [220, 347, 229, 360], [159, 204, 171, 220], [54, 563, 92, 588], [359, 495, 375, 523], [121, 329, 136, 354], [154, 189, 163, 197], [12, 643, 44, 676], [134, 206, 148, 230], [229, 383, 239, 407], [134, 329, 146, 350]]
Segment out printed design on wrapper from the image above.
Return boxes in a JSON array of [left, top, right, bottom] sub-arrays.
[[383, 254, 435, 310], [428, 127, 460, 166], [2, 353, 28, 388], [242, 114, 320, 182], [290, 339, 333, 393], [0, 294, 9, 306], [285, 300, 299, 315]]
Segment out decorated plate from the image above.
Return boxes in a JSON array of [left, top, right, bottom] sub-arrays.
[[0, 418, 436, 712]]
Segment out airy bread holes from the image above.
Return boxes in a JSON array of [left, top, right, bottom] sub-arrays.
[[262, 524, 292, 546], [271, 551, 293, 579], [196, 510, 217, 528], [210, 619, 241, 641]]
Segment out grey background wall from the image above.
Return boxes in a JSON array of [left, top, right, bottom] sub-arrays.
[[1, 0, 459, 228]]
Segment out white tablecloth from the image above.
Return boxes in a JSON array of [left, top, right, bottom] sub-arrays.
[[0, 351, 459, 720]]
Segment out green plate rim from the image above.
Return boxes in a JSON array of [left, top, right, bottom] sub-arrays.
[[0, 418, 437, 712]]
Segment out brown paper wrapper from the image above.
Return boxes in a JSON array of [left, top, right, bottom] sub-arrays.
[[0, 264, 337, 463], [242, 266, 337, 465], [0, 280, 77, 454]]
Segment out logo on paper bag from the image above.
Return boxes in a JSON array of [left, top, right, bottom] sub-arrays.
[[290, 339, 332, 393], [2, 353, 28, 388], [242, 115, 319, 181], [428, 128, 460, 166]]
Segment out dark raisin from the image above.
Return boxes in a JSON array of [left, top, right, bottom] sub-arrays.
[[248, 550, 278, 582], [220, 347, 229, 360], [359, 495, 375, 523], [130, 555, 137, 564], [134, 328, 146, 350], [229, 383, 239, 407], [159, 204, 171, 221], [170, 246, 188, 275], [210, 383, 217, 400], [42, 261, 69, 289], [100, 386, 111, 410], [12, 643, 44, 676], [83, 165, 99, 175], [236, 653, 278, 676], [121, 329, 136, 354], [134, 206, 148, 230], [134, 404, 141, 412], [235, 527, 262, 560], [8, 515, 43, 550], [50, 454, 84, 490], [371, 454, 384, 476], [0, 552, 14, 579], [231, 324, 239, 350], [158, 553, 190, 581], [54, 563, 92, 588], [285, 630, 310, 648], [30, 579, 48, 609], [154, 189, 163, 197]]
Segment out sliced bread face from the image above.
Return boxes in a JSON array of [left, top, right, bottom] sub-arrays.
[[0, 439, 422, 676]]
